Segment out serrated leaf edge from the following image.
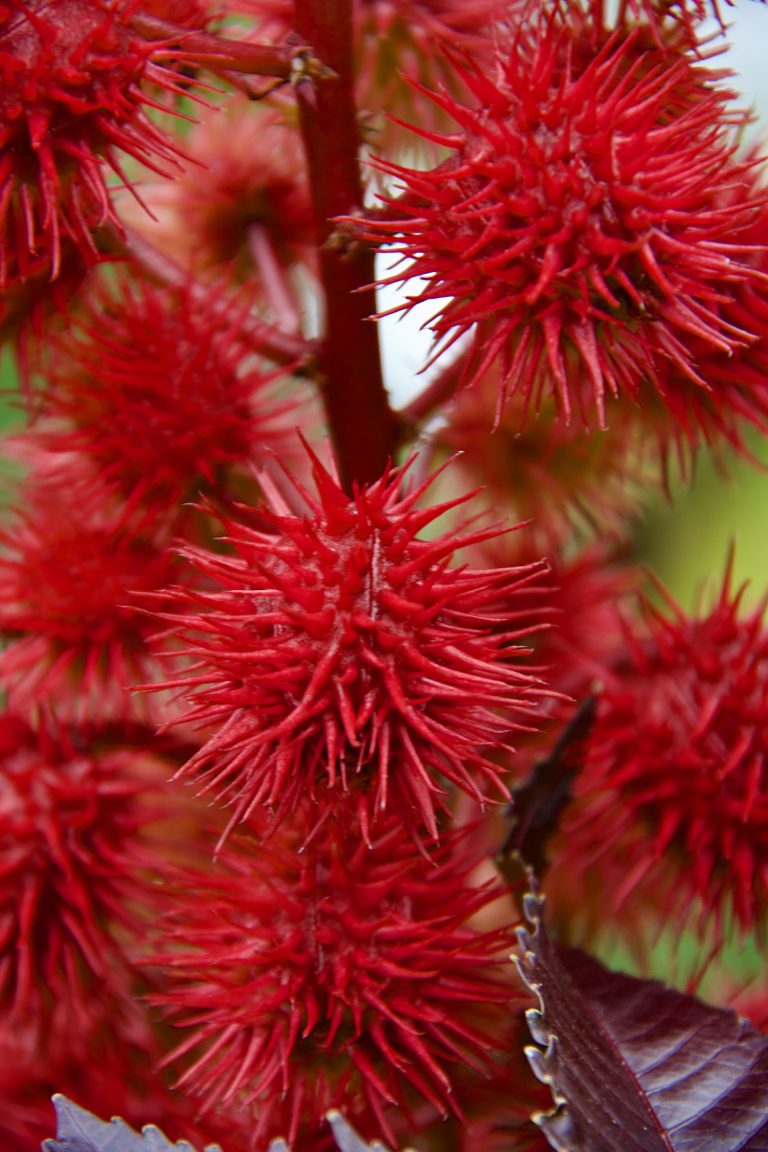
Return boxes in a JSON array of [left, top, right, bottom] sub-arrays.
[[514, 884, 578, 1152], [44, 1096, 223, 1152], [44, 1097, 410, 1152]]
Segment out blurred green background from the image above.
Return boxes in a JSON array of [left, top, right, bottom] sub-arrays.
[[636, 435, 768, 613]]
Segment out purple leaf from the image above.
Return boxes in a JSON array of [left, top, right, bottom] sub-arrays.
[[43, 1098, 393, 1152], [516, 890, 768, 1152], [42, 1097, 220, 1152]]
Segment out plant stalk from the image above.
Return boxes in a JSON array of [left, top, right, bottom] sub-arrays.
[[294, 0, 399, 491]]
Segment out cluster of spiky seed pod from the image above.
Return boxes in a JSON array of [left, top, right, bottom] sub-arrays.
[[1, 1, 768, 1150]]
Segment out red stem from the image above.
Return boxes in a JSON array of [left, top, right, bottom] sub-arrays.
[[293, 0, 399, 491], [133, 14, 302, 79], [400, 350, 469, 427], [118, 226, 316, 368]]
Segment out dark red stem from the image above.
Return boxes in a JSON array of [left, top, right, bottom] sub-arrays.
[[294, 0, 399, 491]]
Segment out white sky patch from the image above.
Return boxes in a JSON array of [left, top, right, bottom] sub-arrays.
[[375, 250, 449, 408], [711, 3, 768, 134]]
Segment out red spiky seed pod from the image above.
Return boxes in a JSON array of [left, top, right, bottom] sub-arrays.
[[0, 0, 204, 293], [354, 0, 498, 149], [550, 559, 768, 943], [550, 0, 732, 36], [154, 447, 553, 842], [116, 99, 315, 292], [483, 539, 637, 703], [0, 480, 181, 721], [0, 233, 92, 356], [30, 275, 298, 511], [152, 805, 518, 1148], [429, 364, 654, 547], [628, 0, 733, 34], [363, 16, 765, 434], [636, 178, 768, 470], [0, 710, 168, 1056], [451, 1016, 555, 1152]]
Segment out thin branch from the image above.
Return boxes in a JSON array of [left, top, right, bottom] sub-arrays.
[[113, 225, 317, 369], [399, 348, 469, 428], [132, 14, 310, 80]]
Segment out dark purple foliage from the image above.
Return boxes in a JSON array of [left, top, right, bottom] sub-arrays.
[[517, 890, 768, 1151]]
